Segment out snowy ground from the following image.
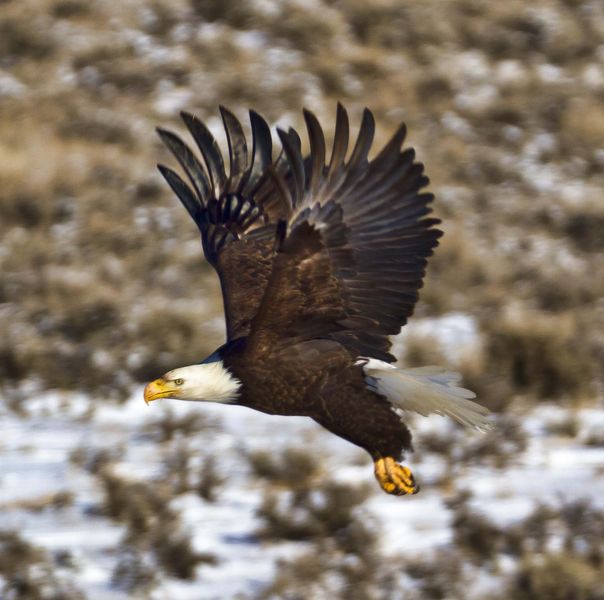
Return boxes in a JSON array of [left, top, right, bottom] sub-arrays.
[[1, 381, 603, 599]]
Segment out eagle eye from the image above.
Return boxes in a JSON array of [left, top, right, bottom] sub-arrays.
[[174, 378, 184, 386]]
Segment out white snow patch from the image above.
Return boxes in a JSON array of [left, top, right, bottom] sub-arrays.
[[0, 71, 27, 98], [153, 86, 194, 117], [392, 312, 481, 363]]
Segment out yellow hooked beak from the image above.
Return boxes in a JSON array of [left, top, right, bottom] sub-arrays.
[[143, 378, 175, 405]]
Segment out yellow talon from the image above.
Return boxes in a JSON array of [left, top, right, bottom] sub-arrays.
[[374, 457, 420, 496]]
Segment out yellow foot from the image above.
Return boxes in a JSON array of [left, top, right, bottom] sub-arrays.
[[374, 457, 420, 496]]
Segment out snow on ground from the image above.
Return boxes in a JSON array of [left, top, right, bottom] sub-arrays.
[[1, 383, 604, 598], [391, 312, 482, 362]]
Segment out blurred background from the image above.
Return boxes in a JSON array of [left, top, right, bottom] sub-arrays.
[[1, 0, 603, 598]]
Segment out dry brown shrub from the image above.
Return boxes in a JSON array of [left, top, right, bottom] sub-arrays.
[[501, 554, 604, 600], [256, 475, 373, 550], [0, 530, 85, 600], [561, 98, 604, 158], [52, 0, 90, 19], [446, 490, 503, 563], [0, 17, 56, 61], [420, 226, 491, 314], [482, 311, 596, 401], [248, 446, 320, 489], [196, 455, 224, 502], [544, 414, 580, 438], [405, 549, 465, 600], [111, 546, 157, 594], [402, 331, 449, 366], [141, 408, 214, 443], [99, 471, 215, 579], [189, 0, 257, 28]]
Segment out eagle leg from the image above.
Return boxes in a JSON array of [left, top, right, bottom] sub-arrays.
[[374, 456, 420, 496]]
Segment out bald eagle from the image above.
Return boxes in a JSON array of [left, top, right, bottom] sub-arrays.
[[144, 105, 489, 496]]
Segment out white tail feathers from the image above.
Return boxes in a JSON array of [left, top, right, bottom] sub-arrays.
[[358, 359, 492, 431]]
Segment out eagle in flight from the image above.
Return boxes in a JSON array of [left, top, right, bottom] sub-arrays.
[[144, 105, 489, 496]]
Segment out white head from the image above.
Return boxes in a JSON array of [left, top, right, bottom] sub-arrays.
[[144, 362, 241, 405]]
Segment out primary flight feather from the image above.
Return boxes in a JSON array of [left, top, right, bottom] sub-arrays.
[[145, 105, 489, 496]]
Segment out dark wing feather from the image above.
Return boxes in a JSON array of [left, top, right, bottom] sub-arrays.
[[158, 109, 283, 340], [248, 106, 441, 362], [346, 108, 375, 173], [158, 105, 441, 360], [156, 164, 202, 222], [244, 110, 272, 195], [277, 129, 305, 208], [303, 109, 326, 195], [180, 111, 227, 197], [220, 106, 248, 192], [324, 103, 349, 195], [156, 129, 211, 202]]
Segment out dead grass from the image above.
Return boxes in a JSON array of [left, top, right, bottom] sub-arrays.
[[195, 455, 224, 502], [140, 408, 215, 443], [0, 530, 85, 599], [1, 0, 602, 409], [52, 0, 91, 19], [0, 16, 55, 62], [253, 447, 374, 553], [500, 554, 604, 600], [248, 447, 320, 489], [99, 470, 216, 580], [405, 549, 465, 600], [253, 448, 389, 600], [482, 311, 596, 402]]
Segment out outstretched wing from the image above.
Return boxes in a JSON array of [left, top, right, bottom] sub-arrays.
[[157, 107, 290, 340], [157, 105, 441, 361], [247, 105, 442, 362]]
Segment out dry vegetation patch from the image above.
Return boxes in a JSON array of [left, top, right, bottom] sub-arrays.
[[0, 530, 85, 600], [99, 470, 216, 583], [1, 0, 602, 404]]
